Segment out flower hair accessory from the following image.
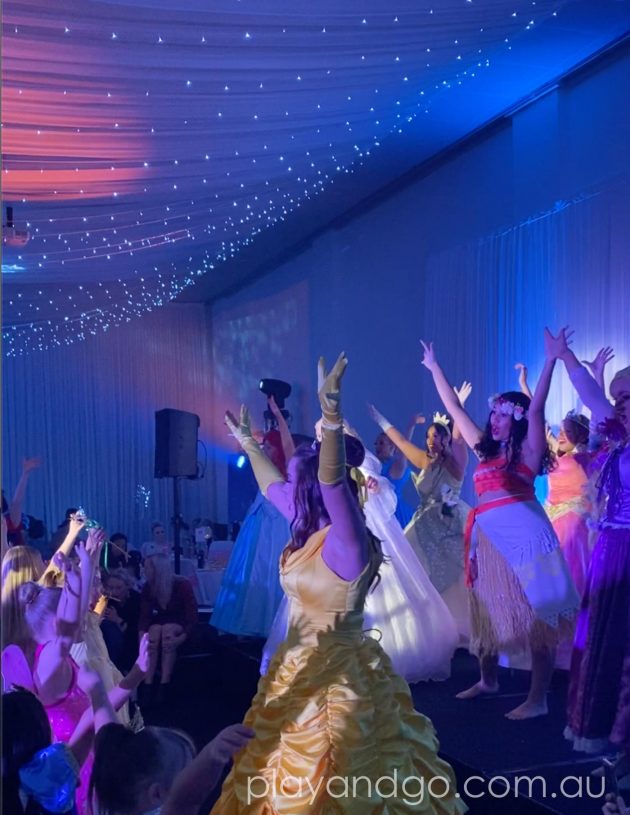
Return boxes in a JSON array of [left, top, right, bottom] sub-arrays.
[[432, 412, 451, 430], [488, 395, 528, 421]]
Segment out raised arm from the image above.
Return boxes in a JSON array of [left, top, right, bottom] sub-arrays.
[[582, 346, 615, 391], [225, 407, 291, 518], [70, 635, 150, 752], [268, 394, 296, 464], [515, 363, 534, 400], [40, 515, 85, 584], [368, 404, 430, 470], [163, 724, 254, 815], [7, 457, 41, 528], [554, 333, 615, 422], [33, 552, 84, 705], [70, 666, 118, 766], [420, 341, 483, 450], [318, 353, 369, 580], [449, 381, 472, 478], [525, 337, 557, 462]]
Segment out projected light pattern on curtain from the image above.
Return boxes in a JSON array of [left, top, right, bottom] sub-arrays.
[[213, 280, 310, 435], [3, 0, 596, 355]]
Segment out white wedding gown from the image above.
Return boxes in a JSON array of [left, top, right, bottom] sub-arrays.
[[261, 450, 459, 683]]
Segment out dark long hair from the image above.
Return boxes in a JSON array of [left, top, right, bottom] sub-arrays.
[[90, 723, 195, 815], [475, 391, 555, 475], [425, 421, 452, 457], [287, 442, 382, 588], [2, 690, 54, 815], [289, 444, 332, 551]]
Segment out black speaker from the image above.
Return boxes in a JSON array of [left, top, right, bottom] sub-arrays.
[[154, 409, 200, 478]]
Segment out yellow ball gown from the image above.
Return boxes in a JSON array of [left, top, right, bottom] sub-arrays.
[[211, 526, 466, 814]]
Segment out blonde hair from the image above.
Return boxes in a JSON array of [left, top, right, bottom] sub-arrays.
[[144, 553, 174, 610], [19, 582, 62, 643], [1, 546, 46, 647]]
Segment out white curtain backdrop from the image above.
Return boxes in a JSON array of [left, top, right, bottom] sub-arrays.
[[421, 178, 629, 498], [2, 303, 216, 544]]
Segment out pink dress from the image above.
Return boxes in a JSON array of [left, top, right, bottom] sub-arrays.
[[545, 453, 591, 596], [33, 645, 93, 815]]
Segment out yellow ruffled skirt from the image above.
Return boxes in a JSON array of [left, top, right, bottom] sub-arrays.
[[211, 628, 466, 814]]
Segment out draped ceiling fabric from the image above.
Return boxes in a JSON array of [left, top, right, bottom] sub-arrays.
[[4, 0, 630, 356]]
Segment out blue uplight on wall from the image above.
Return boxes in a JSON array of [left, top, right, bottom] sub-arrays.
[[236, 454, 246, 469]]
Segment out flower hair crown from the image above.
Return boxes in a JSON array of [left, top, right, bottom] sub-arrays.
[[432, 412, 452, 432], [488, 395, 528, 421]]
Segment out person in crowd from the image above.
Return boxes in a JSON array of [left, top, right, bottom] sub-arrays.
[[2, 536, 150, 813], [90, 721, 253, 815], [2, 664, 118, 815], [141, 523, 170, 558], [2, 515, 86, 648], [3, 457, 42, 546], [100, 569, 142, 674], [139, 550, 198, 702]]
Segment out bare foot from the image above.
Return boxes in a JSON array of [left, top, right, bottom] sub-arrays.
[[456, 681, 499, 700], [505, 699, 548, 720]]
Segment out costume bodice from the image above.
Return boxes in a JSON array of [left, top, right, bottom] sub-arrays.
[[473, 456, 535, 499], [34, 646, 90, 743], [413, 463, 463, 502], [601, 445, 630, 527], [280, 527, 381, 646], [380, 458, 408, 490], [547, 453, 589, 506]]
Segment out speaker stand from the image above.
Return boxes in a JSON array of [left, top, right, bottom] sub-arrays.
[[171, 477, 183, 575]]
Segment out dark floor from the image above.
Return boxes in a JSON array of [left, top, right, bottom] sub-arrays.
[[143, 623, 614, 815]]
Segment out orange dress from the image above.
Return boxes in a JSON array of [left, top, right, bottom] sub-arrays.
[[211, 526, 465, 814]]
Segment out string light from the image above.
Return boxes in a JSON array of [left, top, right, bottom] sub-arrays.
[[3, 0, 570, 355]]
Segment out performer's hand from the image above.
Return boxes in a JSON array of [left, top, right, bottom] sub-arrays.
[[225, 405, 253, 447], [268, 394, 282, 417], [454, 381, 472, 407], [420, 340, 437, 371], [582, 347, 615, 384], [544, 326, 574, 360], [22, 456, 42, 474], [367, 403, 389, 429], [317, 353, 347, 426]]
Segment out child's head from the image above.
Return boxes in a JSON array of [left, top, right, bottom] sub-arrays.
[[2, 689, 55, 814], [91, 723, 196, 814]]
